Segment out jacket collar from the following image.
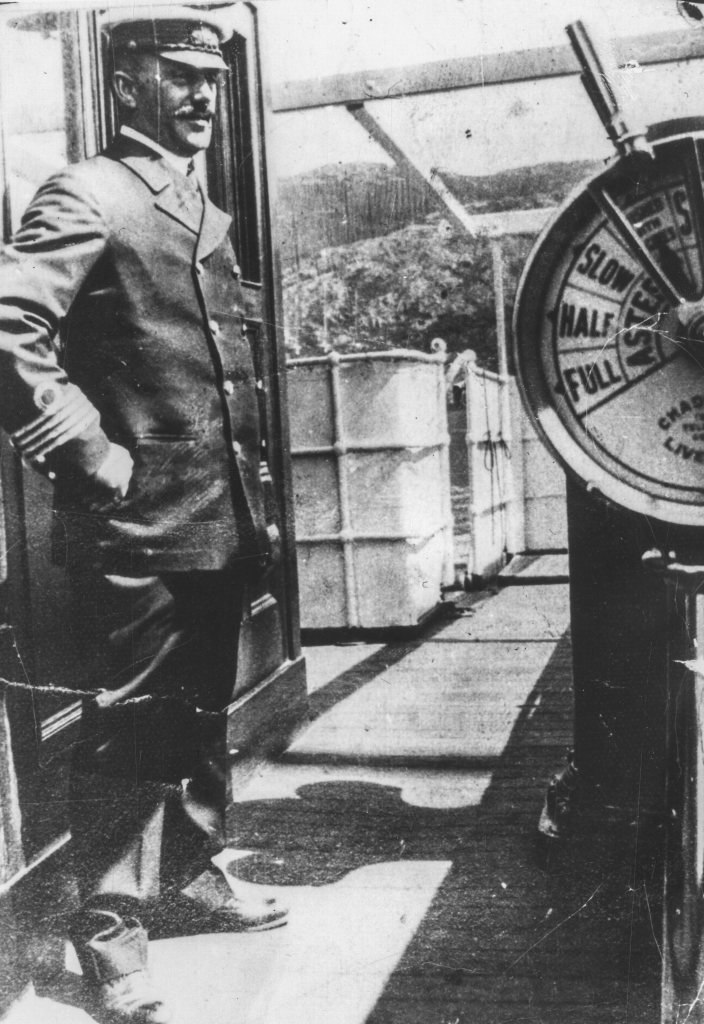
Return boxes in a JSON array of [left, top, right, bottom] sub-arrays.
[[119, 125, 191, 177], [109, 134, 174, 195], [108, 135, 232, 255]]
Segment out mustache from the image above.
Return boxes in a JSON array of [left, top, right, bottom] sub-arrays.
[[175, 109, 214, 121]]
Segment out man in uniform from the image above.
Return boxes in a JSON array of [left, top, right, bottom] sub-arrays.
[[0, 9, 285, 1022]]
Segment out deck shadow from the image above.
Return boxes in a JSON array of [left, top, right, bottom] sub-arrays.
[[225, 635, 663, 1024]]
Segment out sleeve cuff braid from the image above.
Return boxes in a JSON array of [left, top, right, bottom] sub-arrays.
[[10, 382, 101, 465]]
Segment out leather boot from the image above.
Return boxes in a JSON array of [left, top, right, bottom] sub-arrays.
[[70, 906, 171, 1024]]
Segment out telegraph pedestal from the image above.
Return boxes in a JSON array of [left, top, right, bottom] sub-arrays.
[[566, 478, 670, 818], [660, 561, 704, 1022]]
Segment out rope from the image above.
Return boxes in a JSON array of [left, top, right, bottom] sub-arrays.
[[477, 431, 511, 472]]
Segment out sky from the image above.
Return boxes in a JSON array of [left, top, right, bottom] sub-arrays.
[[2, 0, 700, 180], [259, 0, 704, 179], [261, 0, 685, 84]]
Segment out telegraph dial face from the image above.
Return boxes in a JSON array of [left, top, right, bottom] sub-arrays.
[[514, 119, 704, 525]]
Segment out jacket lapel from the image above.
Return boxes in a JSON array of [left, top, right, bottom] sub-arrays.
[[196, 197, 232, 263], [111, 137, 232, 250], [154, 183, 203, 236], [118, 148, 172, 194], [116, 144, 202, 236]]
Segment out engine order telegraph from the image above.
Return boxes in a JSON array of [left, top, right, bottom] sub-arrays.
[[514, 23, 704, 525]]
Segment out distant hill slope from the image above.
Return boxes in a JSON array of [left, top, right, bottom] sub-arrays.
[[440, 160, 602, 213], [280, 158, 603, 364], [284, 216, 534, 367], [278, 163, 431, 269], [278, 159, 602, 267]]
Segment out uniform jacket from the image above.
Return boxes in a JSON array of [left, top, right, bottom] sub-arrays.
[[0, 135, 272, 574]]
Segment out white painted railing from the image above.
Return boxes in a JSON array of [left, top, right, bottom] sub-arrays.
[[455, 353, 517, 579], [450, 350, 567, 582]]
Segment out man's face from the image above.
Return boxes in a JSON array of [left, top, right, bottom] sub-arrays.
[[118, 56, 220, 156]]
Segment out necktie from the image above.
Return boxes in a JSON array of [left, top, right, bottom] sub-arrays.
[[181, 159, 204, 225], [186, 159, 200, 191]]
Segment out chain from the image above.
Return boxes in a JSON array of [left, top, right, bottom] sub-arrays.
[[0, 676, 223, 716]]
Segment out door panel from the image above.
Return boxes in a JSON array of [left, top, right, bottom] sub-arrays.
[[0, 9, 98, 863]]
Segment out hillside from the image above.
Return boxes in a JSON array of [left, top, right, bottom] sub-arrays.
[[278, 163, 431, 270], [280, 158, 601, 365], [283, 215, 533, 368], [441, 160, 602, 213], [278, 158, 602, 268]]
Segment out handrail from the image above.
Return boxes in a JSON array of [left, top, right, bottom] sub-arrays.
[[288, 349, 447, 367]]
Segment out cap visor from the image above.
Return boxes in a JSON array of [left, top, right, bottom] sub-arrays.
[[159, 50, 228, 71]]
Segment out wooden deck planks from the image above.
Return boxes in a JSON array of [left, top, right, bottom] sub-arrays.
[[4, 582, 661, 1023]]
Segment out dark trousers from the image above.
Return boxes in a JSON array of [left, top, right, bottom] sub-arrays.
[[66, 567, 247, 904]]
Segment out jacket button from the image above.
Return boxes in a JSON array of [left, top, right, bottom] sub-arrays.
[[208, 319, 220, 336], [232, 441, 242, 455], [223, 380, 235, 395], [231, 263, 241, 278]]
